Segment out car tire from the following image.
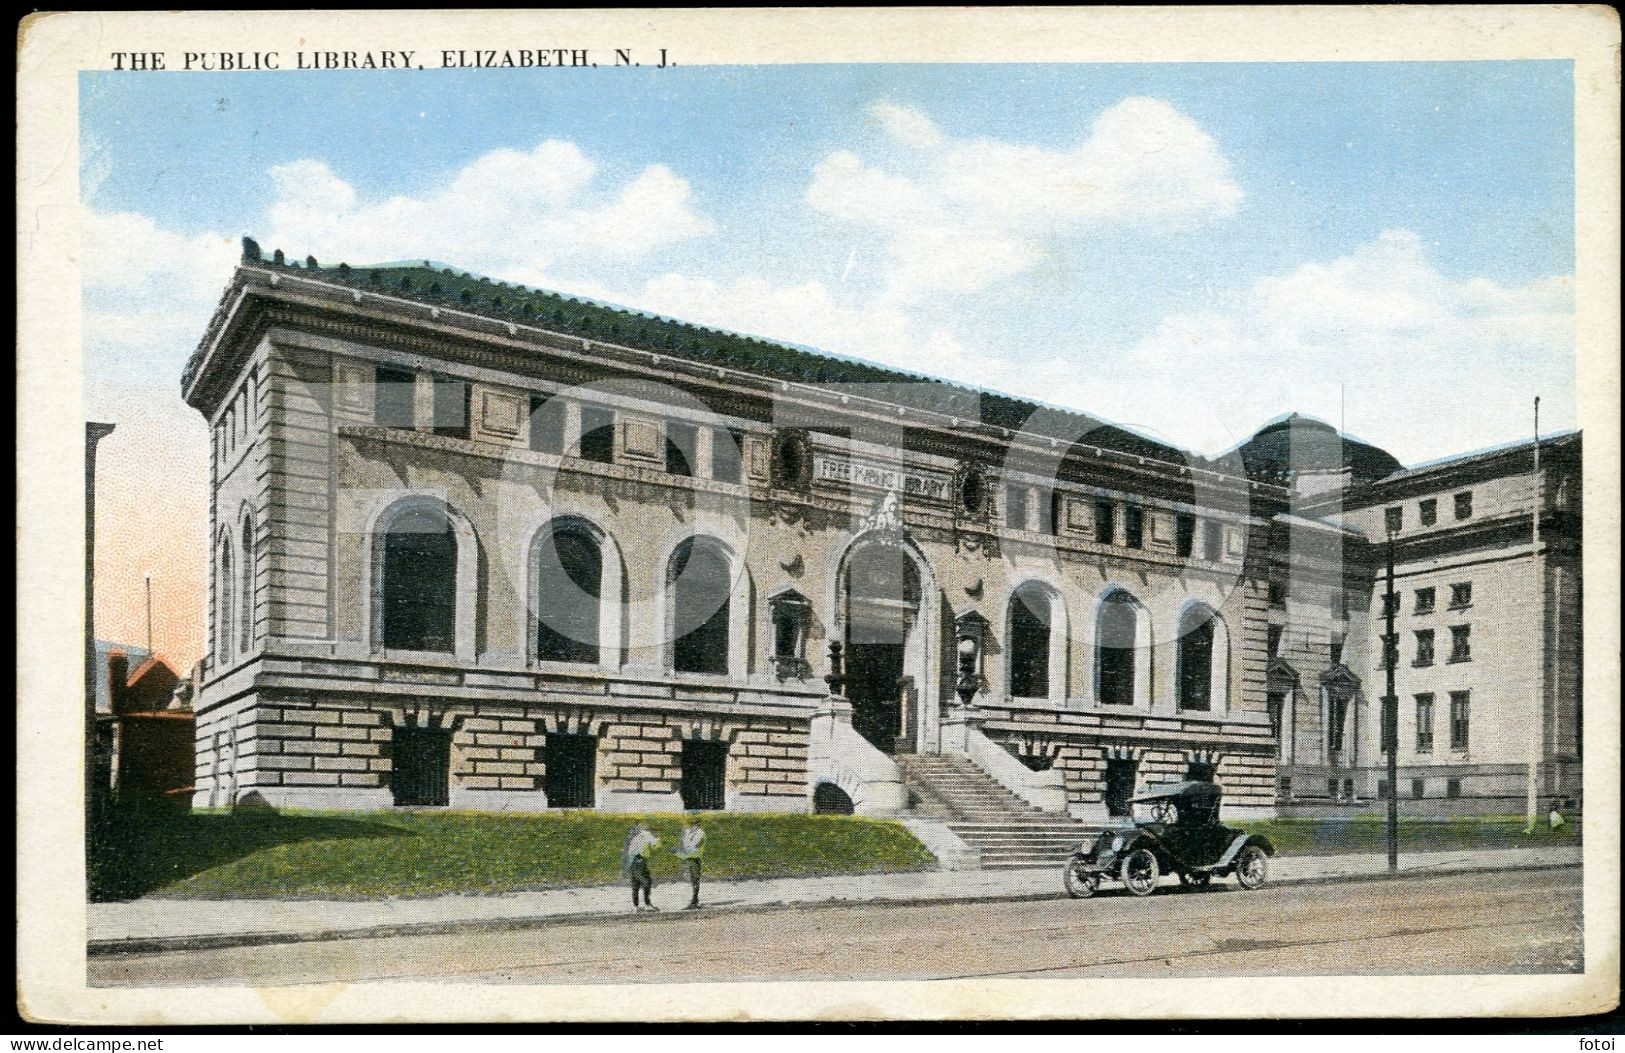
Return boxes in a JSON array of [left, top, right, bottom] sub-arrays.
[[1119, 847, 1160, 897], [1063, 856, 1098, 899], [1234, 845, 1268, 890]]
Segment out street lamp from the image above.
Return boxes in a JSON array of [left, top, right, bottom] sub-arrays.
[[954, 611, 989, 708], [1383, 521, 1399, 873]]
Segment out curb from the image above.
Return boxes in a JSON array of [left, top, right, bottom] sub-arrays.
[[87, 858, 1580, 958]]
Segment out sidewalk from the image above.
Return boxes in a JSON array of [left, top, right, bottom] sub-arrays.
[[88, 845, 1580, 955]]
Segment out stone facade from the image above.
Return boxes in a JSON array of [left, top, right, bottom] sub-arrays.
[[181, 245, 1580, 819]]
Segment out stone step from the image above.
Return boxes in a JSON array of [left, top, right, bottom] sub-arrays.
[[898, 751, 1092, 870]]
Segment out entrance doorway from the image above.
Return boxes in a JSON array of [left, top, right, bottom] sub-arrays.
[[843, 540, 922, 754], [847, 643, 905, 753], [544, 731, 598, 808], [391, 725, 452, 806]]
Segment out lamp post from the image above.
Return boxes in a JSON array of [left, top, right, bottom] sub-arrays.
[[1383, 525, 1399, 873], [955, 633, 981, 708], [1525, 396, 1542, 834], [824, 640, 846, 697]]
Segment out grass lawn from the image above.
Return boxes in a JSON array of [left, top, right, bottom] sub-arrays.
[[1238, 815, 1581, 856], [89, 805, 937, 901]]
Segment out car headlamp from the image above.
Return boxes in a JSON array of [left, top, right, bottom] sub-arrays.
[[1111, 835, 1125, 852]]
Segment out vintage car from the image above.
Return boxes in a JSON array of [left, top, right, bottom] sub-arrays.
[[1063, 781, 1275, 898]]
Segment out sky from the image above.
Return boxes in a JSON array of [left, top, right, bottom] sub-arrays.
[[80, 61, 1578, 667]]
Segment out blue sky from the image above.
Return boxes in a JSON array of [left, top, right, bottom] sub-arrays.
[[81, 61, 1576, 464]]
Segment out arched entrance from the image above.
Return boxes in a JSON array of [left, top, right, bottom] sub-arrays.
[[840, 535, 934, 753]]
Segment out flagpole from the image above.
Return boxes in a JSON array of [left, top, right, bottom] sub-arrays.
[[1525, 396, 1541, 833]]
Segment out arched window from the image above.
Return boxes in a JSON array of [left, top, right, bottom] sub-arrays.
[[381, 506, 457, 652], [670, 537, 732, 675], [1096, 591, 1141, 706], [1177, 604, 1221, 712], [1007, 584, 1054, 699], [217, 535, 234, 664], [238, 518, 253, 653], [535, 524, 602, 664]]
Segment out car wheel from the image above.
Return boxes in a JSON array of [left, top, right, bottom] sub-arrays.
[[1234, 845, 1268, 890], [1119, 848, 1160, 896], [1063, 856, 1098, 899], [1178, 871, 1212, 891]]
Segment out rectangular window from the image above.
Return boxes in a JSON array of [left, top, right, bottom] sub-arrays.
[[1326, 778, 1340, 799], [1454, 491, 1473, 519], [1094, 500, 1115, 544], [1005, 485, 1029, 530], [1413, 629, 1435, 667], [1327, 694, 1349, 753], [529, 394, 564, 454], [374, 365, 416, 429], [432, 376, 470, 439], [1377, 779, 1390, 800], [1448, 625, 1471, 663], [1411, 778, 1426, 800], [1385, 506, 1403, 533], [1266, 691, 1284, 755], [1123, 506, 1144, 549], [1449, 691, 1470, 750], [578, 405, 615, 463], [1419, 498, 1437, 526], [1414, 587, 1436, 614], [1449, 582, 1473, 609], [664, 421, 697, 477], [543, 732, 598, 809], [1381, 592, 1399, 618], [1174, 513, 1196, 558], [711, 427, 743, 484], [1379, 695, 1395, 754], [1267, 624, 1284, 658], [1379, 633, 1398, 670], [679, 739, 728, 811], [1203, 521, 1223, 562], [1446, 778, 1462, 799], [1279, 776, 1292, 799], [1043, 490, 1061, 536], [1343, 777, 1356, 801], [1415, 693, 1435, 753]]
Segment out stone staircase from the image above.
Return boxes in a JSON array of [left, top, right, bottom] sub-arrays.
[[895, 753, 1098, 869]]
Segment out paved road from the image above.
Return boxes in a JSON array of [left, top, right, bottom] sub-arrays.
[[91, 868, 1582, 986]]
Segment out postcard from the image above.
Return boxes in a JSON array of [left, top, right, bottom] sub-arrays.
[[15, 6, 1620, 1025]]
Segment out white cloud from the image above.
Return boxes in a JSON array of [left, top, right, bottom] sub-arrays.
[[82, 208, 239, 302], [1126, 230, 1575, 459], [868, 100, 943, 149], [808, 96, 1243, 299], [263, 141, 714, 277], [80, 138, 718, 403]]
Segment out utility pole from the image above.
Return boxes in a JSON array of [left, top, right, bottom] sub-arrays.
[[85, 422, 116, 852], [1526, 396, 1542, 833], [144, 573, 154, 654], [1384, 528, 1399, 873]]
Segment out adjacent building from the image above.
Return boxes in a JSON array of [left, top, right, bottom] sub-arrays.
[[180, 242, 1581, 827], [1253, 419, 1583, 815]]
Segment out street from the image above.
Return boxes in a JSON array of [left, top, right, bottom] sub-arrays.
[[90, 867, 1582, 986]]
